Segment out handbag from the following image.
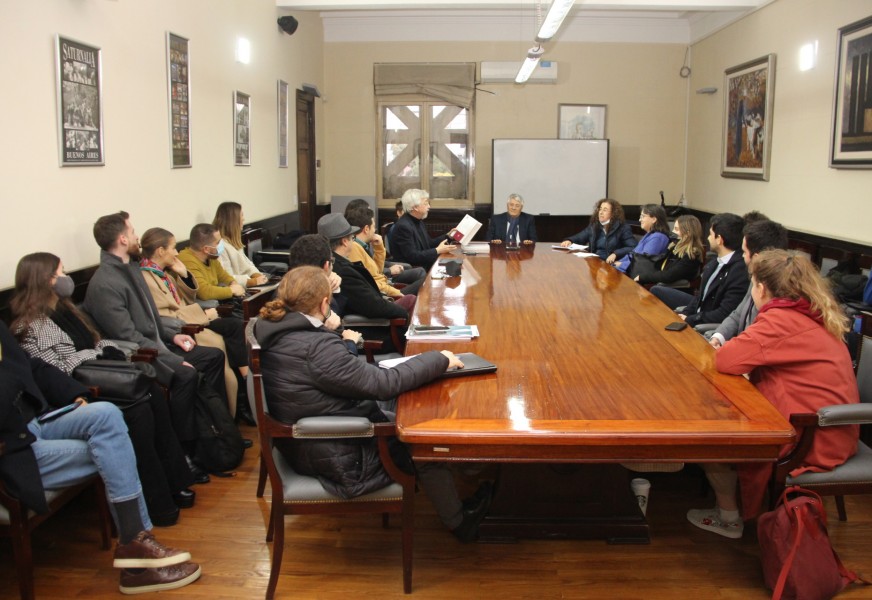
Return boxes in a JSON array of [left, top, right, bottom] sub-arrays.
[[627, 252, 666, 280], [757, 486, 867, 600], [72, 359, 156, 409]]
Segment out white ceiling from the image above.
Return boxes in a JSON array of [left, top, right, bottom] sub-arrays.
[[276, 0, 775, 44]]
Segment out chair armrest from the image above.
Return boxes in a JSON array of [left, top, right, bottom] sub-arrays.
[[342, 314, 390, 327], [292, 416, 375, 438], [131, 348, 158, 363], [818, 403, 872, 426], [216, 304, 234, 318], [181, 324, 204, 336], [195, 299, 220, 310], [693, 322, 719, 334], [362, 340, 384, 363]]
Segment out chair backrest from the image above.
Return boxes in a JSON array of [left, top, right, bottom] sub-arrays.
[[242, 228, 265, 262], [858, 334, 872, 405]]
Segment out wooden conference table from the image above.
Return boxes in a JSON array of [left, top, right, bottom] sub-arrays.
[[396, 243, 794, 542]]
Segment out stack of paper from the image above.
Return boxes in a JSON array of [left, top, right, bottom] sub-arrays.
[[406, 324, 479, 341], [449, 215, 483, 246], [551, 243, 588, 251]]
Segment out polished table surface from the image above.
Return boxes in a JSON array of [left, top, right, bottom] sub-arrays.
[[396, 243, 794, 464]]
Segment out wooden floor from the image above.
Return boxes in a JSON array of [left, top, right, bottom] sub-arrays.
[[2, 424, 871, 599]]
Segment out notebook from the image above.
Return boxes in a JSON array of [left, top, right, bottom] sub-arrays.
[[441, 353, 497, 378]]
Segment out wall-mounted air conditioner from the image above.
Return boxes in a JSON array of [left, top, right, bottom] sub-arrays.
[[480, 61, 558, 84]]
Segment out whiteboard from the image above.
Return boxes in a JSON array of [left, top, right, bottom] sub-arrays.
[[492, 139, 609, 216]]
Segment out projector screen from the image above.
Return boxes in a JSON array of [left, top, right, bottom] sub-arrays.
[[492, 139, 609, 216]]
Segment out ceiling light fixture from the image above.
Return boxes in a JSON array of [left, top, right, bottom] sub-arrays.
[[515, 45, 545, 83], [536, 0, 576, 42]]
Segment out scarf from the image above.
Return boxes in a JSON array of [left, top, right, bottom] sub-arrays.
[[139, 258, 180, 304]]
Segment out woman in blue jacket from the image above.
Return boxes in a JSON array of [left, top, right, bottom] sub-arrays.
[[560, 198, 637, 261], [614, 204, 671, 274]]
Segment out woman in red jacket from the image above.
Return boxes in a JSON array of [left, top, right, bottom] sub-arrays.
[[688, 249, 859, 539]]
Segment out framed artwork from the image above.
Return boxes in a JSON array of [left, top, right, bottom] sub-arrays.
[[558, 104, 606, 140], [166, 32, 191, 168], [234, 90, 251, 166], [721, 54, 776, 181], [55, 35, 104, 166], [830, 15, 872, 168], [277, 80, 289, 168]]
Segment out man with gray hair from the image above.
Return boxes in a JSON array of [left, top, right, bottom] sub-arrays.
[[389, 189, 457, 270], [486, 193, 538, 245]]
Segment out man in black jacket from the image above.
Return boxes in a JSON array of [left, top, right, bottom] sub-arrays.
[[318, 214, 408, 351], [389, 189, 457, 270], [651, 213, 749, 327], [0, 322, 201, 593]]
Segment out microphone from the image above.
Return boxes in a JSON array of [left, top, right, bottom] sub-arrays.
[[659, 191, 665, 207]]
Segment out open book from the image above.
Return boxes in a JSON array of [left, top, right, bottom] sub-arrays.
[[448, 214, 482, 246]]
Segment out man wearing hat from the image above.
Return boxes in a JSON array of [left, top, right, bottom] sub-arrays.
[[318, 214, 409, 351]]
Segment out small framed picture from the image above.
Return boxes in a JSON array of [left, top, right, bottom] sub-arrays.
[[721, 54, 776, 181], [277, 80, 288, 168], [166, 32, 191, 168], [234, 90, 250, 166], [830, 15, 872, 168], [55, 35, 104, 166], [558, 104, 607, 140]]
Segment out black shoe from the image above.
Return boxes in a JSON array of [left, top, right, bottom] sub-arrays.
[[150, 507, 180, 528], [236, 402, 256, 427], [242, 438, 253, 449], [462, 481, 493, 512], [172, 488, 196, 509], [185, 455, 210, 485], [453, 482, 493, 543]]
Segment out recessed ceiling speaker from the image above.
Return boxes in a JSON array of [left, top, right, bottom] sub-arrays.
[[277, 16, 298, 35]]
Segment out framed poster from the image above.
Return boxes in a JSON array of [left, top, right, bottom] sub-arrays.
[[558, 104, 607, 140], [277, 80, 289, 168], [166, 32, 191, 168], [830, 15, 872, 168], [721, 54, 776, 181], [55, 35, 104, 166], [234, 90, 250, 166]]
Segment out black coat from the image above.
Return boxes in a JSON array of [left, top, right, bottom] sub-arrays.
[[635, 239, 703, 285], [254, 312, 448, 498], [389, 213, 449, 270], [565, 221, 637, 260], [486, 212, 537, 243], [680, 251, 749, 327], [0, 322, 89, 513], [331, 253, 407, 320]]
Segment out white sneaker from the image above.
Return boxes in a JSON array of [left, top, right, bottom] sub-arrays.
[[686, 507, 744, 539]]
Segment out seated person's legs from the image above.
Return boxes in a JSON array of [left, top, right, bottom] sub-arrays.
[[390, 266, 425, 284], [650, 284, 695, 311], [686, 463, 744, 539]]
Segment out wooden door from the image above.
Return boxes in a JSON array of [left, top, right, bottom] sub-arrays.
[[296, 91, 316, 232]]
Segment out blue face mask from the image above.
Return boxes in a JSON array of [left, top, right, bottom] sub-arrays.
[[216, 239, 226, 256]]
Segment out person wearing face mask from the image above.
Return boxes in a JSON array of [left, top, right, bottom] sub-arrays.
[[10, 252, 197, 527], [560, 198, 637, 262], [178, 223, 246, 302]]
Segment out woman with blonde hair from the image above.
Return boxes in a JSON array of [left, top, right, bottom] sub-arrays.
[[212, 201, 269, 287], [634, 214, 705, 285], [254, 266, 492, 541], [687, 249, 858, 539]]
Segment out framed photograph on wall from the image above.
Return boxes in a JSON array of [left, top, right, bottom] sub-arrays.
[[830, 15, 872, 168], [277, 80, 289, 168], [55, 35, 104, 166], [721, 54, 776, 181], [166, 32, 191, 168], [558, 104, 606, 140], [234, 90, 251, 166]]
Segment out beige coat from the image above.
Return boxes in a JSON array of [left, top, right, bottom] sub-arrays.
[[141, 269, 238, 413]]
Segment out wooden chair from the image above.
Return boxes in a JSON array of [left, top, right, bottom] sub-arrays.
[[340, 314, 408, 355], [245, 320, 416, 598], [769, 334, 872, 521], [0, 447, 112, 600]]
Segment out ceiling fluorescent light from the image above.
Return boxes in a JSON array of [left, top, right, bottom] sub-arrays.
[[515, 46, 545, 83], [536, 0, 576, 42]]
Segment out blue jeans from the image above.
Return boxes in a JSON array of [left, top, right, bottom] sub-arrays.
[[27, 401, 152, 530]]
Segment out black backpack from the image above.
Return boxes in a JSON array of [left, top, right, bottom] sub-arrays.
[[193, 375, 244, 474]]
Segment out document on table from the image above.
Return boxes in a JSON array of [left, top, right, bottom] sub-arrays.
[[552, 243, 588, 251], [379, 352, 497, 377], [449, 215, 483, 246], [573, 252, 600, 258], [405, 324, 479, 341]]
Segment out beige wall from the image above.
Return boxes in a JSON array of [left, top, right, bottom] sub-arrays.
[[0, 0, 322, 289], [323, 41, 689, 213], [686, 0, 871, 242]]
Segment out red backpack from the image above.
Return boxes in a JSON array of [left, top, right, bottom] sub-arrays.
[[757, 486, 867, 600]]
